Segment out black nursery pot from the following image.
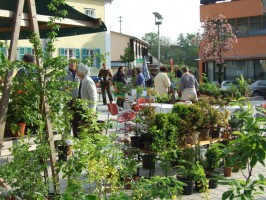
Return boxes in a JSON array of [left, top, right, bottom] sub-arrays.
[[58, 145, 68, 161], [207, 174, 218, 189], [179, 178, 194, 195], [142, 154, 155, 169], [211, 128, 220, 138], [130, 136, 142, 148]]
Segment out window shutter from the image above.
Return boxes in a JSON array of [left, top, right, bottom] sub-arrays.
[[0, 47, 5, 55], [26, 47, 32, 54], [59, 48, 65, 57], [94, 48, 100, 68], [75, 49, 80, 59], [81, 48, 87, 61], [18, 47, 25, 60]]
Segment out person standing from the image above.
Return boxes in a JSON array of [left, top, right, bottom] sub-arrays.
[[175, 65, 183, 78], [154, 66, 171, 96], [62, 57, 80, 137], [136, 67, 145, 87], [98, 63, 113, 105], [77, 63, 97, 110], [179, 67, 199, 101], [115, 66, 127, 108]]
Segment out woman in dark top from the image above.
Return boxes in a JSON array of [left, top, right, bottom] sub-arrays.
[[116, 66, 127, 85], [115, 66, 127, 108]]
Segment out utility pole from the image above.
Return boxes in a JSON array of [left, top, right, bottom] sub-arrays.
[[118, 16, 122, 33]]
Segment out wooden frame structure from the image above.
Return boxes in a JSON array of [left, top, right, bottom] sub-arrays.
[[0, 0, 105, 193]]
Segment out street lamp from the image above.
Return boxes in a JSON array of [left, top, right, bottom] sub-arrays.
[[153, 12, 163, 72]]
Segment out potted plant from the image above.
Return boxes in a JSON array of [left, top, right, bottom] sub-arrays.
[[177, 160, 196, 195], [130, 116, 143, 148], [119, 147, 140, 189], [204, 144, 223, 188], [132, 176, 185, 200]]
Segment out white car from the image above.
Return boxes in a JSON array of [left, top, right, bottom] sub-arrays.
[[220, 80, 238, 91]]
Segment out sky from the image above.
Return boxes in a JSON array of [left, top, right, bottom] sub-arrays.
[[108, 0, 202, 42]]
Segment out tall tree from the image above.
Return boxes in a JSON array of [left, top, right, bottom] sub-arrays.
[[120, 46, 135, 70], [142, 32, 158, 59], [170, 33, 199, 68], [196, 14, 237, 83]]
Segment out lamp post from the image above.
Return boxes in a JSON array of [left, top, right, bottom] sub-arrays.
[[153, 12, 163, 72]]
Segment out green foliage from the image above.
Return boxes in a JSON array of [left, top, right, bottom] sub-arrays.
[[0, 139, 50, 199], [132, 176, 185, 200], [220, 100, 266, 199], [199, 81, 221, 97], [155, 94, 171, 103], [120, 46, 134, 68], [204, 144, 223, 173], [60, 133, 128, 198], [220, 174, 266, 200]]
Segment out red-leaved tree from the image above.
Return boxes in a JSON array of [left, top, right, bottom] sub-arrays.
[[196, 14, 237, 83]]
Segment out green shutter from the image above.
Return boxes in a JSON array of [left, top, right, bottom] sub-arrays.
[[75, 49, 80, 59], [94, 49, 100, 68], [0, 47, 5, 54], [26, 47, 32, 54], [81, 48, 87, 61], [59, 48, 65, 57], [18, 47, 25, 60]]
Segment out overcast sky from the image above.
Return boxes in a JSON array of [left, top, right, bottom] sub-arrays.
[[108, 0, 201, 42]]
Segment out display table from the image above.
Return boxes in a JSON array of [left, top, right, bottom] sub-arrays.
[[140, 103, 174, 113]]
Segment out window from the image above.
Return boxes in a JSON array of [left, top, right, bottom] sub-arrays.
[[17, 47, 33, 60], [59, 48, 80, 59], [81, 48, 100, 68], [237, 18, 248, 37], [85, 8, 96, 18], [0, 47, 6, 55]]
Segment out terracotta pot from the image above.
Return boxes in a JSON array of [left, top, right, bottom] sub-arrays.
[[13, 122, 26, 137], [199, 128, 210, 140], [224, 166, 232, 177]]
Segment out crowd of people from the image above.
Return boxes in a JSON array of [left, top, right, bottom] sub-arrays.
[[17, 54, 199, 137], [41, 55, 198, 137]]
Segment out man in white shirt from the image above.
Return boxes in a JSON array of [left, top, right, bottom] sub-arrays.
[[154, 66, 171, 96]]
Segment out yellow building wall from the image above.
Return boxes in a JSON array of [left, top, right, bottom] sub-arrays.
[[4, 0, 106, 58], [111, 32, 130, 61]]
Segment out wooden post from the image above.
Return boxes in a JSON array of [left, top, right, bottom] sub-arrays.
[[27, 0, 60, 194], [0, 0, 25, 189], [0, 0, 25, 154]]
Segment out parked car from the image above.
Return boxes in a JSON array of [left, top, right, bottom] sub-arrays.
[[250, 80, 266, 96], [90, 76, 100, 84], [220, 80, 238, 91]]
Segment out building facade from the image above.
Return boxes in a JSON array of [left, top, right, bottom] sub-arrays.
[[199, 0, 266, 82], [1, 0, 112, 75], [110, 31, 149, 73]]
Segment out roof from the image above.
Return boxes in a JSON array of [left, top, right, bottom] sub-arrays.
[[0, 0, 107, 39], [111, 31, 149, 46]]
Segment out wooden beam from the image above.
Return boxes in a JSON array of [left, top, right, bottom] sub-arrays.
[[0, 0, 25, 188], [27, 0, 60, 194], [0, 9, 102, 28]]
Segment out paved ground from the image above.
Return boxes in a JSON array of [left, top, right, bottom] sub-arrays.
[[1, 96, 266, 199]]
